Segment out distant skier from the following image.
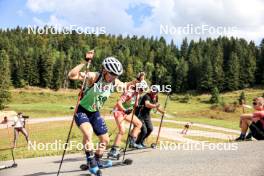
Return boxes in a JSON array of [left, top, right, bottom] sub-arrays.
[[181, 122, 193, 135]]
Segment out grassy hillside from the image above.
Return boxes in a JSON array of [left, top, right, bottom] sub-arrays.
[[0, 120, 173, 161], [1, 87, 263, 160], [4, 87, 264, 129]]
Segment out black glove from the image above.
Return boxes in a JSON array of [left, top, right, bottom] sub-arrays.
[[124, 108, 133, 115], [22, 115, 29, 119]]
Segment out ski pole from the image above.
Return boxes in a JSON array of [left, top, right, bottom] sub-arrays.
[[6, 124, 17, 167], [57, 51, 93, 176], [122, 92, 139, 161], [152, 93, 170, 148]]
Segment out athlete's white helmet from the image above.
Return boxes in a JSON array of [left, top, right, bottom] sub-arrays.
[[102, 57, 123, 76]]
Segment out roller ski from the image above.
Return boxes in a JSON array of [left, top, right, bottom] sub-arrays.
[[150, 143, 158, 149], [120, 142, 156, 153], [0, 163, 17, 170], [80, 159, 133, 171], [107, 146, 121, 160], [112, 158, 133, 167], [0, 146, 18, 171], [80, 157, 112, 172]]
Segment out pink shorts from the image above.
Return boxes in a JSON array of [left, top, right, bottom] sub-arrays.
[[114, 110, 127, 119]]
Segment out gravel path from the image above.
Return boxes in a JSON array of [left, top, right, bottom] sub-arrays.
[[0, 115, 240, 142]]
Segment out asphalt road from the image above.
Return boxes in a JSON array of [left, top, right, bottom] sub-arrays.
[[1, 141, 263, 176]]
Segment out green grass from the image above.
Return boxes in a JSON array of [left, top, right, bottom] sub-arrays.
[[3, 86, 263, 128], [0, 120, 175, 161], [184, 135, 230, 143], [5, 88, 121, 118], [158, 115, 240, 130], [0, 121, 82, 161], [5, 87, 263, 120], [152, 121, 238, 135], [2, 87, 262, 160], [151, 87, 264, 130]]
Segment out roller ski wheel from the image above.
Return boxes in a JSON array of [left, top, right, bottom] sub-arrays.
[[80, 163, 89, 170], [123, 158, 133, 165], [0, 163, 18, 170], [95, 170, 102, 176], [107, 153, 120, 160], [151, 143, 157, 149], [11, 163, 18, 168], [112, 158, 133, 167]]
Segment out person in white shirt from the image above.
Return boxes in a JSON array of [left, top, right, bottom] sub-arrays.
[[13, 112, 29, 147]]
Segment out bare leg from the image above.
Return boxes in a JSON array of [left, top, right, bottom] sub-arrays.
[[181, 129, 184, 134], [20, 128, 29, 143], [235, 117, 252, 141], [113, 117, 126, 147], [181, 128, 187, 134], [97, 134, 109, 155], [80, 122, 93, 151], [185, 128, 189, 134], [241, 119, 251, 134], [239, 115, 252, 128], [124, 114, 142, 138], [13, 129, 19, 148]]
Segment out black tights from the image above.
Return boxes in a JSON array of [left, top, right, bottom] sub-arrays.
[[136, 117, 153, 145]]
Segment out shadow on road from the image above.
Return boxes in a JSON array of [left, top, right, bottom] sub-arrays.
[[52, 156, 84, 163], [23, 169, 82, 176]]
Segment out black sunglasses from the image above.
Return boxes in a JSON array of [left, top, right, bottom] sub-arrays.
[[108, 72, 118, 76], [108, 72, 118, 77]]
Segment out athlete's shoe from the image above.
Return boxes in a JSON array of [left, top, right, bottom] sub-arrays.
[[108, 147, 120, 159], [235, 136, 245, 141], [129, 136, 143, 149], [245, 132, 253, 141], [88, 158, 101, 175], [96, 157, 112, 168], [97, 159, 112, 168]]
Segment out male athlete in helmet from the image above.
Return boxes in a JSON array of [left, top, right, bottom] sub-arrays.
[[68, 50, 145, 175]]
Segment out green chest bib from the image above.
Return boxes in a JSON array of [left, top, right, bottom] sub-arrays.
[[80, 73, 114, 112]]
